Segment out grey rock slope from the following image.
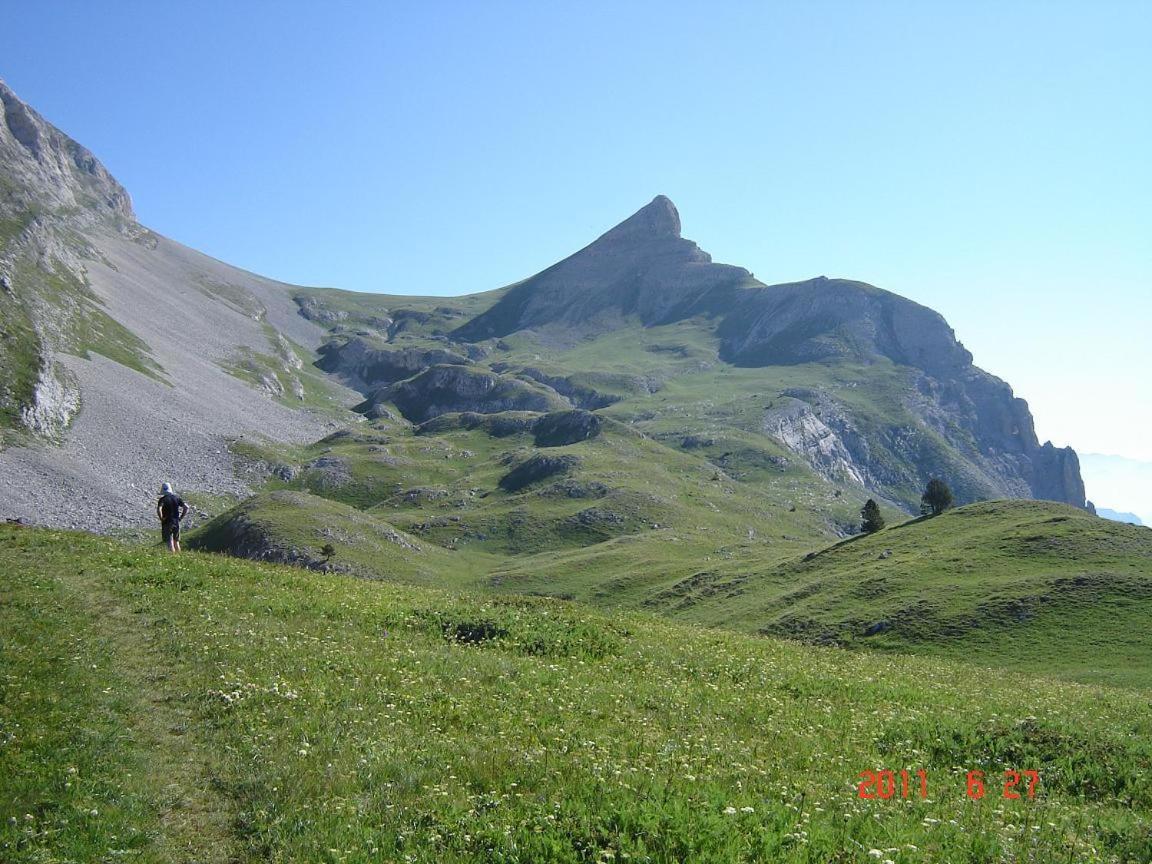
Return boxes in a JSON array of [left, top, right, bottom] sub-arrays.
[[0, 80, 357, 530], [453, 196, 754, 340]]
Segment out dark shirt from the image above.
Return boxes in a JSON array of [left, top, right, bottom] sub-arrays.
[[158, 493, 185, 524]]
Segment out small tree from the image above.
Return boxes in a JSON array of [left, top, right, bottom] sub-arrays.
[[860, 499, 885, 534], [320, 543, 336, 562], [920, 478, 954, 516]]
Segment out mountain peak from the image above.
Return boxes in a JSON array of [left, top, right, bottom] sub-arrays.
[[599, 195, 681, 242], [452, 194, 752, 342]]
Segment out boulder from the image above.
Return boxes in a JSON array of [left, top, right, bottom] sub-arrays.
[[499, 453, 581, 492], [317, 337, 471, 389], [364, 365, 568, 424], [416, 411, 539, 438], [533, 409, 602, 447]]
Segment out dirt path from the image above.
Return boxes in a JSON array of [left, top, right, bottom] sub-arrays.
[[67, 565, 240, 863]]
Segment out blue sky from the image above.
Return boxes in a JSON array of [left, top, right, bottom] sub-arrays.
[[3, 1, 1149, 513]]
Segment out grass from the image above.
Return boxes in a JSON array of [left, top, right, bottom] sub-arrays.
[[210, 415, 1152, 689], [0, 284, 43, 440], [2, 524, 1151, 863], [708, 501, 1152, 688], [6, 194, 1149, 860], [18, 260, 165, 382], [215, 411, 848, 586], [220, 324, 354, 418], [436, 315, 1002, 510], [189, 489, 489, 589]]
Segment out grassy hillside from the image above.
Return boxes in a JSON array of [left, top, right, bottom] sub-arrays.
[[2, 524, 1150, 863], [496, 501, 1152, 689], [188, 489, 487, 589], [216, 409, 861, 567], [213, 416, 1151, 688], [703, 501, 1152, 688], [279, 282, 1028, 513]]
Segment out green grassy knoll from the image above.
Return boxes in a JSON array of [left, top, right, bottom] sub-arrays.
[[691, 501, 1152, 688], [2, 525, 1150, 862]]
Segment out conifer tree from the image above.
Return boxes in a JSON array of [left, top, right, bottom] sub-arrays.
[[920, 479, 954, 516], [861, 499, 886, 534]]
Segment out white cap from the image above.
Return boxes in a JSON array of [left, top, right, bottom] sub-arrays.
[[161, 482, 173, 494]]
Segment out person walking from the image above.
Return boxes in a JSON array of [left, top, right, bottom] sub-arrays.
[[156, 482, 188, 553]]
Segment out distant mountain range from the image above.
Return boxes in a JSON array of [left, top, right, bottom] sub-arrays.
[[1081, 452, 1152, 529], [1096, 507, 1144, 525]]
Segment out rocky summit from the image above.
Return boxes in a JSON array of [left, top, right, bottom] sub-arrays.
[[453, 195, 754, 340]]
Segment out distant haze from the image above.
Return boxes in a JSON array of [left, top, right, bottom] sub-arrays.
[[1096, 508, 1144, 526], [1081, 454, 1152, 526]]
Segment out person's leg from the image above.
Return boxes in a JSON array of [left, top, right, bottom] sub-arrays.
[[173, 524, 181, 553]]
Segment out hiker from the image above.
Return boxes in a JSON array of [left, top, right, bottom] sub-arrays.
[[156, 482, 188, 553]]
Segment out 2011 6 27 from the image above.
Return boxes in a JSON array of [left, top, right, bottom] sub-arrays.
[[857, 769, 1039, 799]]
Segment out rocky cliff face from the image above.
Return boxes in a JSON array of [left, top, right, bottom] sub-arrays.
[[361, 365, 570, 423], [0, 79, 137, 440], [715, 278, 1087, 508], [0, 81, 347, 530], [761, 398, 869, 487], [317, 338, 473, 391], [1030, 443, 1087, 507], [0, 81, 134, 224], [717, 277, 974, 374]]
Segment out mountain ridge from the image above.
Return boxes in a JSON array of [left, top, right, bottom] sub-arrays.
[[446, 194, 1085, 509], [0, 80, 1086, 536]]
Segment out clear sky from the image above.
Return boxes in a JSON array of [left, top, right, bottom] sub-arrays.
[[3, 1, 1149, 509]]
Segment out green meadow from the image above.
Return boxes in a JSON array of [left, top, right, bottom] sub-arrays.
[[2, 525, 1150, 863]]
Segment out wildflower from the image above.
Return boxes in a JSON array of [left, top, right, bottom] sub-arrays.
[[868, 851, 883, 859], [724, 806, 738, 815]]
